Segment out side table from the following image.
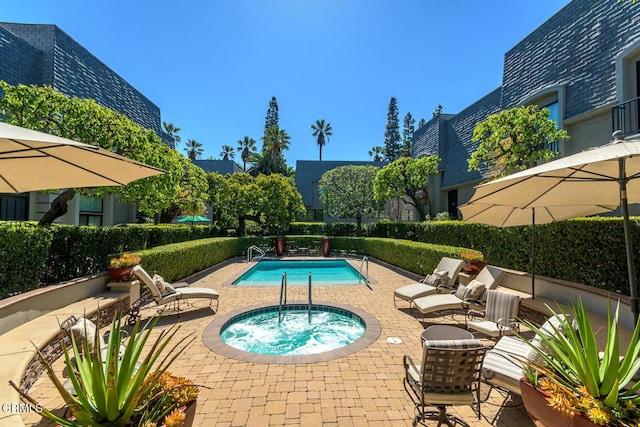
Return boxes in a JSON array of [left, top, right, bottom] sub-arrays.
[[421, 324, 473, 344]]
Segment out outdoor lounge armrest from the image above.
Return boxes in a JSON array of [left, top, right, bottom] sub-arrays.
[[496, 318, 520, 333]]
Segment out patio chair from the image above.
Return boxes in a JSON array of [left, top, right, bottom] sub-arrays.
[[466, 290, 520, 338], [482, 314, 573, 396], [412, 265, 505, 320], [130, 265, 219, 323], [394, 257, 465, 308], [403, 338, 487, 426]]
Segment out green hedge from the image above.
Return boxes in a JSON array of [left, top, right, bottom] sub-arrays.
[[136, 238, 240, 282], [0, 223, 53, 298]]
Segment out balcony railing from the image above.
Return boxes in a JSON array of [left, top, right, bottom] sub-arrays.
[[612, 96, 640, 137]]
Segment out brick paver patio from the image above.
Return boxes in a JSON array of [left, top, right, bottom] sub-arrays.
[[22, 257, 534, 426]]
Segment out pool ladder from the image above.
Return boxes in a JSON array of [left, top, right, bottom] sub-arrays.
[[359, 256, 371, 289], [278, 272, 313, 323], [247, 245, 265, 262]]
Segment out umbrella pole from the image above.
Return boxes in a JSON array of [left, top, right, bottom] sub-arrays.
[[620, 159, 639, 325], [531, 208, 536, 300]]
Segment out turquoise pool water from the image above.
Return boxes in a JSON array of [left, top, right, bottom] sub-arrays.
[[220, 304, 366, 356], [232, 259, 364, 286]]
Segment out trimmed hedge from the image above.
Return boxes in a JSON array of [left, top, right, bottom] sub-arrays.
[[0, 223, 53, 298]]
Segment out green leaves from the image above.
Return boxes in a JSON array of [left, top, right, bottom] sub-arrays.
[[468, 105, 569, 178]]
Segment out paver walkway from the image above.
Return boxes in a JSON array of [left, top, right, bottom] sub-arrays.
[[22, 257, 534, 426]]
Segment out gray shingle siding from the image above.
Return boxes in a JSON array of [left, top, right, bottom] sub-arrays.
[[0, 26, 43, 86], [501, 0, 639, 118], [0, 23, 167, 139], [193, 160, 243, 175]]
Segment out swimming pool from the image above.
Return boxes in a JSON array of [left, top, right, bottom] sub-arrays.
[[232, 259, 365, 286]]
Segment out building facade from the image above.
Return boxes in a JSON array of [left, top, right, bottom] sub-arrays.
[[0, 23, 172, 224], [413, 0, 640, 218]]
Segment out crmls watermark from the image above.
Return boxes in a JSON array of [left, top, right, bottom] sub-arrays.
[[1, 402, 43, 413]]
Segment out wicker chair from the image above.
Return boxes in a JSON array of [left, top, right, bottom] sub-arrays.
[[403, 339, 487, 426]]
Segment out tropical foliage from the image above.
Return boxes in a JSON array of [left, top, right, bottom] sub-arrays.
[[162, 121, 181, 148], [311, 119, 332, 161], [373, 156, 441, 221], [184, 138, 204, 161], [401, 112, 415, 157], [236, 136, 257, 171], [261, 125, 291, 160], [220, 144, 235, 160], [319, 165, 383, 236], [10, 314, 196, 426], [368, 146, 385, 162], [521, 299, 640, 426], [468, 105, 569, 179]]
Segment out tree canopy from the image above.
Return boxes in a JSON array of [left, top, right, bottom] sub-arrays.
[[384, 97, 401, 161], [319, 165, 382, 235], [0, 81, 200, 223], [468, 105, 569, 179], [311, 119, 332, 161], [206, 172, 303, 236], [373, 156, 440, 221]]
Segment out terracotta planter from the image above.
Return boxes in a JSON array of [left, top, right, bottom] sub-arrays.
[[519, 378, 599, 427], [108, 266, 134, 281], [462, 261, 488, 274], [183, 399, 197, 427], [275, 237, 284, 256], [321, 237, 331, 257]]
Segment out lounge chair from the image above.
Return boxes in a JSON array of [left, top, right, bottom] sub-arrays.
[[466, 290, 520, 338], [393, 257, 465, 308], [482, 314, 572, 395], [129, 265, 219, 322], [412, 265, 506, 319], [403, 338, 487, 426]]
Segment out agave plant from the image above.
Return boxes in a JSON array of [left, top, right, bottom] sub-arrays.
[[11, 313, 194, 426], [522, 299, 640, 424]]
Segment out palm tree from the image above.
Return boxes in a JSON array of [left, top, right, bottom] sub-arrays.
[[246, 149, 286, 176], [236, 136, 257, 171], [311, 119, 332, 161], [220, 145, 235, 160], [261, 125, 291, 160], [368, 146, 385, 162], [162, 121, 181, 148], [184, 139, 204, 161]]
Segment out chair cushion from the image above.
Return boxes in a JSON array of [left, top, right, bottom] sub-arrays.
[[422, 274, 441, 287], [394, 283, 438, 301], [415, 294, 469, 315], [432, 269, 449, 285], [465, 280, 486, 300], [454, 285, 468, 300], [482, 336, 531, 395]]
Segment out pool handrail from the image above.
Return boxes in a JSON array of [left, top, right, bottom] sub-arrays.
[[248, 245, 265, 262], [308, 272, 312, 323], [278, 272, 287, 323], [359, 256, 370, 286]]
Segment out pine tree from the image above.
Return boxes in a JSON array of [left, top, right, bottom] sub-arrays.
[[401, 112, 415, 157], [384, 97, 401, 161], [418, 118, 427, 128], [264, 96, 279, 137]]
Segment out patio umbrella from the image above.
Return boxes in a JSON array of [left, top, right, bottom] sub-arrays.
[[0, 121, 165, 193], [463, 132, 640, 323], [177, 215, 211, 224], [459, 203, 616, 299]]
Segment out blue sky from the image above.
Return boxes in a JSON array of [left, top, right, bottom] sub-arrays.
[[4, 0, 569, 167]]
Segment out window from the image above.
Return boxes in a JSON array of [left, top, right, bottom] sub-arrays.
[[544, 101, 560, 153], [79, 195, 103, 226]]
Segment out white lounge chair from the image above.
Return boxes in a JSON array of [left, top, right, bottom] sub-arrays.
[[412, 265, 506, 319], [393, 257, 465, 308], [130, 265, 219, 322]]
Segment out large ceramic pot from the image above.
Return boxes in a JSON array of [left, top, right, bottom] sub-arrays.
[[519, 378, 598, 427], [462, 261, 488, 274], [108, 266, 134, 281]]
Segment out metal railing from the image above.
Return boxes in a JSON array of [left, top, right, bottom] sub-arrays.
[[278, 272, 287, 323], [359, 256, 369, 285], [612, 96, 640, 137], [308, 272, 312, 323], [247, 245, 265, 262]]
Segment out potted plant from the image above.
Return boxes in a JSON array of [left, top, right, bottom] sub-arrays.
[[459, 250, 487, 274], [10, 313, 198, 426], [519, 299, 640, 426], [108, 252, 141, 281]]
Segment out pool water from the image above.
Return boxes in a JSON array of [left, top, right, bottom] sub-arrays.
[[233, 259, 364, 286], [220, 305, 366, 356]]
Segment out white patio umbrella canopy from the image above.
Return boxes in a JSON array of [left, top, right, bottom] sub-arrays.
[[463, 133, 640, 323], [0, 121, 165, 193]]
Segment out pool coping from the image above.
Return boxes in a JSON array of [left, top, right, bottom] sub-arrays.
[[202, 301, 382, 364]]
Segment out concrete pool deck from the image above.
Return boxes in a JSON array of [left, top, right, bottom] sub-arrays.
[[22, 257, 535, 426]]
